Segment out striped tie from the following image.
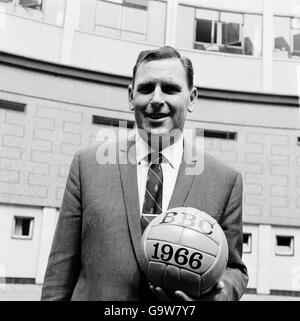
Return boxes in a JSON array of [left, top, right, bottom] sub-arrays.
[[141, 153, 163, 233]]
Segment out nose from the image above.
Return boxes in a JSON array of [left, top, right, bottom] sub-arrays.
[[151, 86, 164, 109]]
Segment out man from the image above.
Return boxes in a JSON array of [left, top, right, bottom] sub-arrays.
[[41, 46, 248, 301]]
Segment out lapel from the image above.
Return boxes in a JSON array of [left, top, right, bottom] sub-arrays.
[[118, 138, 147, 271], [168, 139, 202, 209]]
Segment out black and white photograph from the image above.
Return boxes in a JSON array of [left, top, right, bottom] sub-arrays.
[[0, 0, 299, 306]]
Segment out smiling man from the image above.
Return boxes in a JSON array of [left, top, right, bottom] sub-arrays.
[[41, 46, 248, 301]]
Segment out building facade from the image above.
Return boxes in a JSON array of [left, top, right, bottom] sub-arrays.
[[0, 0, 300, 297]]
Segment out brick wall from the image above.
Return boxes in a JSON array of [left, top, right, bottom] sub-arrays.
[[195, 122, 300, 226]]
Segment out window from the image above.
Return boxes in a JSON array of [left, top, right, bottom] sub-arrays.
[[195, 19, 217, 44], [92, 115, 134, 128], [193, 8, 262, 56], [19, 0, 42, 9], [196, 129, 237, 140], [194, 9, 243, 54], [123, 0, 148, 9], [274, 15, 300, 59], [0, 0, 42, 10], [221, 22, 241, 47], [95, 0, 148, 41], [275, 235, 294, 256], [274, 16, 291, 58], [220, 12, 242, 47], [243, 233, 252, 253], [12, 217, 34, 239], [292, 17, 300, 57], [0, 99, 25, 112]]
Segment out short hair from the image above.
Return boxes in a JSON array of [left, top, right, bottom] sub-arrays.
[[132, 46, 194, 90]]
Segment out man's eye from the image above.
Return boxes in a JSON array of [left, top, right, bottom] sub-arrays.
[[162, 85, 180, 94], [138, 85, 154, 94]]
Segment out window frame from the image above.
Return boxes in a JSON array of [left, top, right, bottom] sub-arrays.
[[11, 216, 34, 240], [273, 14, 300, 59], [275, 235, 294, 256], [0, 0, 43, 10], [193, 8, 244, 52], [291, 17, 300, 56], [95, 0, 148, 39], [242, 232, 252, 253]]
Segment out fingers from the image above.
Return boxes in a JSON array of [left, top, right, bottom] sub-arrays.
[[149, 281, 227, 302], [216, 281, 225, 291], [149, 284, 171, 301], [175, 290, 195, 301]]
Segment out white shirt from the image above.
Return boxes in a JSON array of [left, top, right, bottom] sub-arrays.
[[135, 131, 183, 215]]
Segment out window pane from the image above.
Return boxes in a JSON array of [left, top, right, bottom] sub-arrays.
[[243, 233, 249, 244], [277, 236, 291, 247], [96, 1, 122, 30], [14, 218, 23, 236], [274, 16, 291, 53], [13, 217, 33, 237], [275, 235, 294, 256], [43, 0, 66, 25], [22, 219, 31, 236], [123, 0, 148, 9], [195, 19, 212, 43], [220, 12, 243, 24], [242, 233, 252, 253], [222, 22, 241, 46], [293, 31, 300, 52], [122, 6, 147, 34], [19, 0, 42, 9], [243, 14, 262, 56], [196, 8, 218, 21]]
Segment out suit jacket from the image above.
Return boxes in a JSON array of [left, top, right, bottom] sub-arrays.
[[41, 138, 248, 301]]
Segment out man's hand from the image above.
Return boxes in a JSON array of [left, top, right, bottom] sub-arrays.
[[150, 281, 229, 301]]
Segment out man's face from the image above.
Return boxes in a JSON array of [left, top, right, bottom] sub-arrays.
[[128, 58, 197, 146]]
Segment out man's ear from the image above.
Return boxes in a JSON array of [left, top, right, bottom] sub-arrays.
[[128, 84, 134, 111], [187, 86, 198, 113]]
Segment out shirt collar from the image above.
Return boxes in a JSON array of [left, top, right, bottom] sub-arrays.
[[135, 129, 183, 169]]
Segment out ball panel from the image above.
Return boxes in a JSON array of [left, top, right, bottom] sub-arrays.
[[179, 269, 201, 298], [200, 225, 229, 294], [148, 207, 221, 245], [179, 228, 218, 257], [183, 224, 220, 245], [145, 240, 216, 274], [146, 261, 166, 287], [163, 265, 180, 293], [145, 224, 184, 244]]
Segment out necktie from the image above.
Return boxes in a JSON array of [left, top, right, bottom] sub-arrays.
[[141, 153, 163, 233]]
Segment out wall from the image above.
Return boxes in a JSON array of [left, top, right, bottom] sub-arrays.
[[242, 224, 258, 289], [0, 12, 63, 62], [270, 226, 300, 292], [0, 62, 133, 208], [0, 204, 42, 278]]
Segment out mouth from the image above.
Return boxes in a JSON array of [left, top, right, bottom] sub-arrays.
[[145, 113, 170, 120]]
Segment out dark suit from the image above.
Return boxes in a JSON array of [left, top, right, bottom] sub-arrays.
[[41, 138, 248, 301]]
